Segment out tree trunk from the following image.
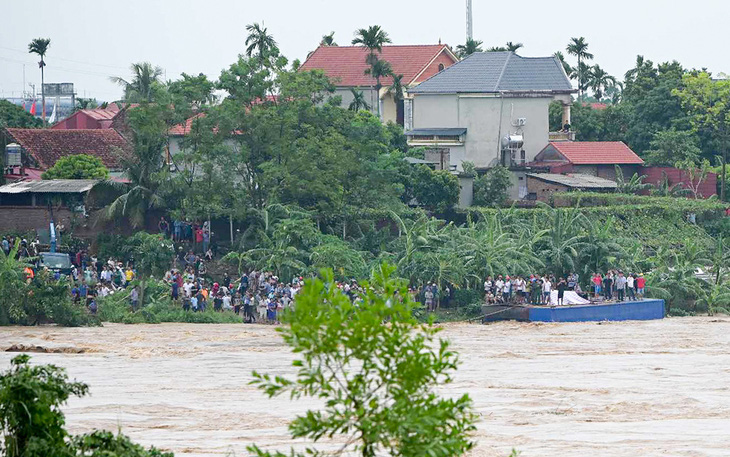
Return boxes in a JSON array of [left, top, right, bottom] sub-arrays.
[[41, 65, 46, 126], [722, 151, 727, 202]]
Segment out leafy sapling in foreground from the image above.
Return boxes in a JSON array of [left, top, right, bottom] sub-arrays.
[[249, 263, 477, 457]]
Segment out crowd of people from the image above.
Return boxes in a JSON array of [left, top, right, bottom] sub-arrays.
[[479, 271, 646, 306]]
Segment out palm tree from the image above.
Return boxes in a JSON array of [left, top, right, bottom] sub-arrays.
[[320, 31, 337, 46], [364, 58, 392, 119], [245, 22, 278, 61], [554, 51, 574, 78], [110, 62, 163, 103], [486, 46, 508, 52], [537, 204, 587, 278], [348, 88, 371, 111], [614, 165, 653, 194], [352, 26, 392, 119], [351, 25, 391, 57], [455, 38, 483, 58], [566, 37, 594, 100], [28, 38, 51, 125], [588, 64, 617, 101], [505, 41, 523, 52], [389, 74, 405, 124]]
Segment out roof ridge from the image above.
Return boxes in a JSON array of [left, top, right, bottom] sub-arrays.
[[494, 52, 513, 91], [409, 45, 455, 85]]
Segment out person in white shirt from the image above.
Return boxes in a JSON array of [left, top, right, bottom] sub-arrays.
[[495, 276, 504, 303], [503, 276, 512, 302], [183, 279, 194, 298], [542, 277, 552, 305]]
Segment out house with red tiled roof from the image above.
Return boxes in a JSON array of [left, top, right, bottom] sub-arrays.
[[1, 128, 131, 180], [299, 44, 458, 125], [531, 141, 644, 180]]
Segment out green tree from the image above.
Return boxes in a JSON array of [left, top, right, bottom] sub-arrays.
[[249, 264, 476, 457], [91, 103, 170, 227], [675, 158, 712, 199], [245, 22, 279, 63], [505, 41, 523, 52], [28, 38, 51, 125], [168, 72, 216, 110], [473, 165, 511, 207], [111, 62, 164, 103], [674, 72, 730, 200], [352, 25, 392, 118], [455, 38, 483, 58], [364, 57, 393, 118], [123, 232, 174, 307], [412, 166, 460, 213], [0, 100, 41, 128], [42, 154, 110, 180], [537, 205, 587, 278], [554, 51, 573, 78], [72, 98, 98, 113], [566, 37, 593, 100], [644, 129, 702, 166], [0, 354, 88, 457], [319, 31, 337, 46], [348, 88, 371, 111], [588, 64, 617, 101]]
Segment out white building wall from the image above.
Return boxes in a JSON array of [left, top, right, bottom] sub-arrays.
[[411, 93, 553, 170]]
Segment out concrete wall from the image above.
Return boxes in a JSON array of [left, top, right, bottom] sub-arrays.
[[411, 94, 553, 170], [641, 166, 718, 198], [458, 176, 473, 208]]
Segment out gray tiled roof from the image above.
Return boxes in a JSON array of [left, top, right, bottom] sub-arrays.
[[409, 52, 575, 94], [0, 179, 99, 194]]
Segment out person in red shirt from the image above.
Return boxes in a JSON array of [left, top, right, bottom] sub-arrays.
[[195, 227, 204, 252], [636, 274, 646, 298], [591, 273, 603, 298]]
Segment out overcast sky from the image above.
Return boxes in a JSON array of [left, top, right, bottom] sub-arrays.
[[2, 0, 729, 102]]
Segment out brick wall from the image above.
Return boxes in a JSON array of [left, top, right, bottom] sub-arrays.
[[526, 176, 569, 202]]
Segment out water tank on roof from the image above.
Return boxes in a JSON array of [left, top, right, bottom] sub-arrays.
[[5, 143, 21, 167], [501, 135, 524, 149]]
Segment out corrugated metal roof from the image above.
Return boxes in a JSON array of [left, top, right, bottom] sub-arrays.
[[0, 179, 99, 194], [526, 173, 617, 189], [404, 157, 438, 164], [409, 52, 574, 94], [406, 128, 467, 136]]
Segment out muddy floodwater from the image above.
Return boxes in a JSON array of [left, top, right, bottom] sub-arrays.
[[2, 317, 730, 456]]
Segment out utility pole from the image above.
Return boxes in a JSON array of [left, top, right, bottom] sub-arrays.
[[466, 0, 473, 41]]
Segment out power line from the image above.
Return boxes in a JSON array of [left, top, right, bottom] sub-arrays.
[[0, 45, 129, 71], [0, 55, 116, 78]]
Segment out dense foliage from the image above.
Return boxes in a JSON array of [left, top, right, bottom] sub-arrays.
[[250, 264, 476, 457], [0, 354, 173, 457], [42, 154, 110, 180], [0, 100, 41, 128], [0, 241, 96, 327]]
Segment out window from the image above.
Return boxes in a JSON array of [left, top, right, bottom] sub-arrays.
[[438, 63, 445, 72]]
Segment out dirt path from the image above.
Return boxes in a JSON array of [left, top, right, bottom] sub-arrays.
[[1, 317, 729, 456]]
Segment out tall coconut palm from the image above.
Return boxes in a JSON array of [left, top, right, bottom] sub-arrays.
[[245, 22, 278, 61], [320, 31, 337, 46], [588, 64, 617, 101], [352, 26, 392, 119], [348, 88, 370, 111], [351, 25, 391, 57], [505, 41, 523, 52], [566, 37, 594, 100], [364, 58, 392, 118], [455, 38, 483, 58], [27, 38, 51, 125], [110, 62, 163, 103]]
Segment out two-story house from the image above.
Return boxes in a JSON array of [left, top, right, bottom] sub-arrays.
[[405, 51, 576, 198]]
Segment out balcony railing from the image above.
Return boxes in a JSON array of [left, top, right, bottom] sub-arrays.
[[549, 131, 575, 142]]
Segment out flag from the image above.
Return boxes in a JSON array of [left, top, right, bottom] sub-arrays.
[[21, 101, 26, 111], [29, 101, 36, 115], [48, 100, 57, 124]]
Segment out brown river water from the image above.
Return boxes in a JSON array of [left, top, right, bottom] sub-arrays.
[[1, 317, 730, 457]]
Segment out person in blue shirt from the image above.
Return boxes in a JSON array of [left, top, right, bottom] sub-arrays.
[[79, 281, 88, 301], [71, 284, 80, 304]]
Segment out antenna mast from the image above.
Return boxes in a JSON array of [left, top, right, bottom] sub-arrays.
[[466, 0, 473, 41]]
